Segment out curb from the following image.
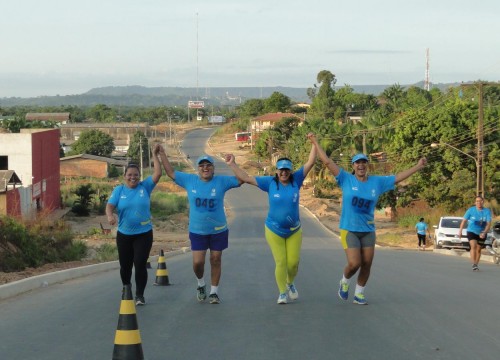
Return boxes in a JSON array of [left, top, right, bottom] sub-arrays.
[[0, 248, 190, 301]]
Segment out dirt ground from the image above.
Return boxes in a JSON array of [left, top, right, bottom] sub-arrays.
[[0, 127, 418, 285]]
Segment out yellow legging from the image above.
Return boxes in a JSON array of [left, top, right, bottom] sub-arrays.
[[265, 225, 303, 294]]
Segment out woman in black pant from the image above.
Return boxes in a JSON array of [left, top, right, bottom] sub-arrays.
[[106, 144, 162, 305]]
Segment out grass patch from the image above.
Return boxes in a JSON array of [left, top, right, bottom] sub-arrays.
[[151, 192, 188, 220]]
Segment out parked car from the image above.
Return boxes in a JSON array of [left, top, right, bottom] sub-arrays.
[[433, 216, 469, 250]]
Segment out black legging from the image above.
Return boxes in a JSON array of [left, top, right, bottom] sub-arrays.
[[417, 234, 426, 246], [116, 230, 153, 296]]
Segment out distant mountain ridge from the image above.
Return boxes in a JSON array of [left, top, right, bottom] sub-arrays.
[[0, 83, 459, 107]]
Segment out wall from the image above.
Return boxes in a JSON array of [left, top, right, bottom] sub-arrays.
[[60, 158, 108, 178], [31, 129, 60, 210]]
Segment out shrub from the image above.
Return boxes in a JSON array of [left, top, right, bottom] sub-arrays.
[[0, 216, 87, 272]]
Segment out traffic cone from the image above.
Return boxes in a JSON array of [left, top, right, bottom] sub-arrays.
[[153, 249, 170, 286], [112, 285, 144, 360], [146, 257, 151, 269]]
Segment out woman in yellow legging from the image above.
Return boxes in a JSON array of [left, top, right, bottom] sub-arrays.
[[226, 140, 316, 304]]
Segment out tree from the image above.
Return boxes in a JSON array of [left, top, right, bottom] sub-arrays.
[[69, 129, 115, 157], [239, 99, 265, 117], [263, 92, 291, 113], [127, 132, 149, 164], [308, 70, 337, 119]]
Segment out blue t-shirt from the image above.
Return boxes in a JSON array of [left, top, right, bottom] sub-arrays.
[[463, 206, 492, 235], [175, 171, 240, 235], [255, 167, 306, 238], [415, 221, 428, 235], [107, 176, 156, 235], [335, 169, 395, 232]]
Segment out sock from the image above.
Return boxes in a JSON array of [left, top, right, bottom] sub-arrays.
[[197, 278, 205, 287], [342, 274, 351, 285], [210, 285, 218, 295], [355, 284, 365, 295]]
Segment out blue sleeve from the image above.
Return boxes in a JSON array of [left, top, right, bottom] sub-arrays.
[[256, 176, 273, 192], [107, 185, 122, 206], [141, 176, 156, 195]]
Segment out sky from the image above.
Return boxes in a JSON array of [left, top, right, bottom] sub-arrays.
[[2, 0, 500, 98]]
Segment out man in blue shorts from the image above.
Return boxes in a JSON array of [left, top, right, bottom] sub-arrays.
[[158, 147, 241, 304]]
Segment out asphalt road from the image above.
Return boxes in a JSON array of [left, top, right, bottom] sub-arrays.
[[1, 127, 499, 360]]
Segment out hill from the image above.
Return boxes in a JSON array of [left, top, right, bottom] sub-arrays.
[[0, 83, 458, 107]]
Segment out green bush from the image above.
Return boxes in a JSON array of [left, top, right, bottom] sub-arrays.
[[0, 216, 87, 272]]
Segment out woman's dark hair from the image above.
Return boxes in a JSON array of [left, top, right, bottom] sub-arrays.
[[273, 157, 295, 189], [124, 163, 141, 175]]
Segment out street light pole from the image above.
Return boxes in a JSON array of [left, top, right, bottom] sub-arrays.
[[431, 142, 481, 196]]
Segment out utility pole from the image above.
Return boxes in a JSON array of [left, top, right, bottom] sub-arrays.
[[477, 83, 484, 197], [139, 136, 143, 181]]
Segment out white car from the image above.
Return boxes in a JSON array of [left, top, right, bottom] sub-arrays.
[[433, 216, 469, 250]]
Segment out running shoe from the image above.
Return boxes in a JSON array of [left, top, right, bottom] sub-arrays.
[[277, 293, 287, 304], [472, 264, 479, 272], [287, 283, 299, 301], [197, 285, 207, 301], [209, 293, 220, 304], [338, 280, 349, 301], [135, 296, 146, 306], [486, 246, 496, 255], [353, 293, 367, 305]]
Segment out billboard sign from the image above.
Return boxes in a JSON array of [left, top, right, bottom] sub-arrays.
[[188, 100, 205, 109]]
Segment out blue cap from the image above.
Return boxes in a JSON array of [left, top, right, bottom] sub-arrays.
[[351, 153, 369, 163], [276, 159, 293, 170], [196, 155, 214, 165]]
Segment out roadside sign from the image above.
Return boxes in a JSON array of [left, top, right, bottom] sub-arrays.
[[188, 100, 205, 109]]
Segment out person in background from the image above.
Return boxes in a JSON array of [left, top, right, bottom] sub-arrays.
[[415, 217, 430, 250], [158, 148, 241, 304], [225, 139, 316, 304], [309, 133, 427, 305], [458, 196, 492, 271], [106, 144, 162, 306]]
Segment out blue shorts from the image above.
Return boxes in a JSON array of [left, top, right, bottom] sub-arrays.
[[189, 230, 229, 251]]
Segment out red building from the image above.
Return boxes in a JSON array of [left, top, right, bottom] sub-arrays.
[[0, 129, 61, 218]]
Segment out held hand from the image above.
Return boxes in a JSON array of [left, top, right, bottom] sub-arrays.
[[225, 153, 235, 164], [152, 144, 161, 155], [307, 133, 317, 143]]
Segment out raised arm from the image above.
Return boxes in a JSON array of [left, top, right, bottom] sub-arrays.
[[225, 153, 258, 186], [302, 140, 317, 177], [307, 133, 340, 177], [157, 144, 176, 180], [395, 158, 427, 184], [151, 144, 162, 184]]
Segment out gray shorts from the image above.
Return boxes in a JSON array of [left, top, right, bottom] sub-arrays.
[[340, 229, 376, 249]]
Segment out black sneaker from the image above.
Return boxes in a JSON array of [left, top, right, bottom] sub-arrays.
[[197, 285, 207, 301], [209, 293, 220, 304], [472, 264, 479, 272], [135, 296, 146, 306]]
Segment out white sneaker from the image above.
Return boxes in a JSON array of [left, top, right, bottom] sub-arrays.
[[287, 284, 299, 301], [277, 293, 287, 304]]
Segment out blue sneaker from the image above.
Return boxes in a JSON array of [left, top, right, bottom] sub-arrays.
[[287, 283, 299, 301], [338, 280, 349, 301], [277, 293, 287, 304], [353, 293, 367, 305]]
